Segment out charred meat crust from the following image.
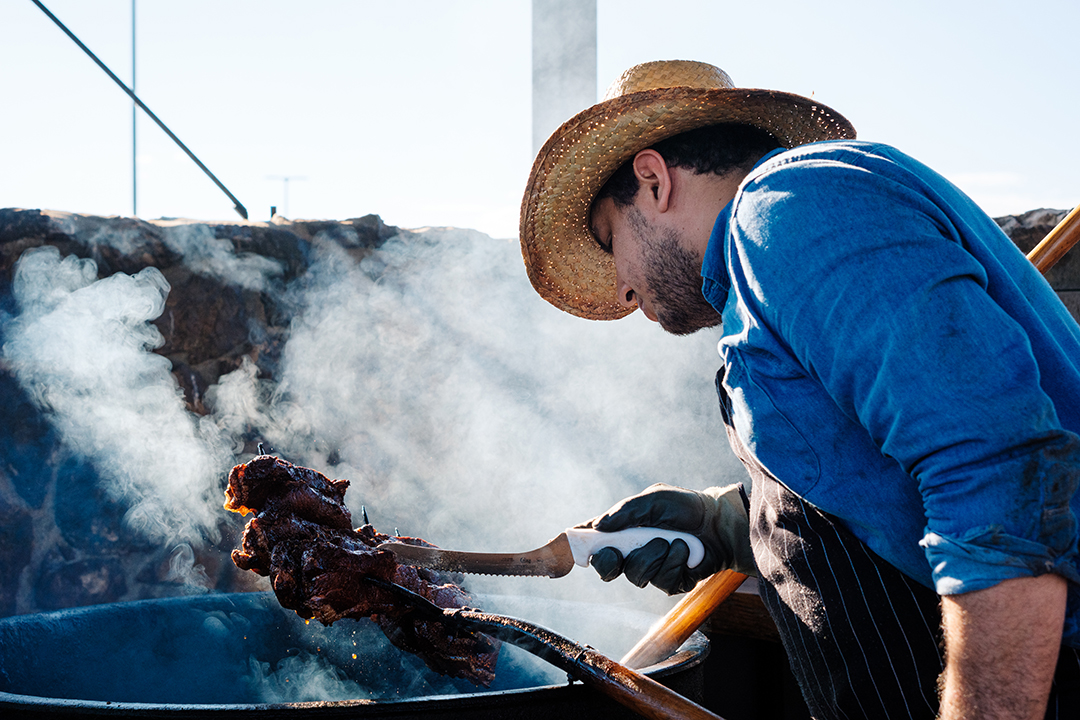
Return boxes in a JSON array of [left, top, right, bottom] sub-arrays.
[[225, 455, 499, 686]]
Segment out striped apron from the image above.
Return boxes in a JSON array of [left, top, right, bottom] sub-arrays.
[[715, 369, 1080, 719]]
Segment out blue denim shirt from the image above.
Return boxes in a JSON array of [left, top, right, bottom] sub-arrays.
[[700, 140, 1080, 646]]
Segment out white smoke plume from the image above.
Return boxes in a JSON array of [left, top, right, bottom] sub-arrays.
[[209, 227, 743, 611], [3, 223, 746, 614], [158, 223, 283, 293], [2, 246, 231, 545], [244, 654, 371, 704]]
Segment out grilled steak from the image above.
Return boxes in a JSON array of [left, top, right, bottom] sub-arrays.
[[225, 454, 499, 686]]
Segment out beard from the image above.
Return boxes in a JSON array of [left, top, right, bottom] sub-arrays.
[[628, 208, 722, 336]]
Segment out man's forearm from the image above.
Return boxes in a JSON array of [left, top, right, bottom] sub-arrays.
[[939, 573, 1066, 719]]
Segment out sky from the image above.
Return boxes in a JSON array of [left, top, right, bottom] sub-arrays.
[[2, 0, 1078, 240]]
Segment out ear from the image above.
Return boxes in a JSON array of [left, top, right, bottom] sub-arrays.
[[631, 149, 673, 213]]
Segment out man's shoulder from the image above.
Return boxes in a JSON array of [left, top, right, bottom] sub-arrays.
[[753, 139, 912, 177], [739, 139, 941, 210], [728, 138, 952, 255]]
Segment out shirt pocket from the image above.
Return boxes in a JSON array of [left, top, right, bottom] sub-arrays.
[[721, 346, 823, 496]]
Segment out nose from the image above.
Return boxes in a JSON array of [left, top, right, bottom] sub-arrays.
[[616, 279, 637, 309]]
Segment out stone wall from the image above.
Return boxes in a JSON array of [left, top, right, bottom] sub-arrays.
[[0, 205, 1075, 619], [0, 209, 404, 616], [996, 208, 1079, 319]]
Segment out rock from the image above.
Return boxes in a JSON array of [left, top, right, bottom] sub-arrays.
[[994, 208, 1079, 291], [0, 209, 406, 415], [0, 500, 32, 617], [0, 208, 409, 614], [34, 555, 128, 611]]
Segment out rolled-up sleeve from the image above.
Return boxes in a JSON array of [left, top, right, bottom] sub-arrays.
[[920, 437, 1080, 593], [729, 150, 1080, 595]]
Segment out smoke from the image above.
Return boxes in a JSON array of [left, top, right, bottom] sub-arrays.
[[245, 653, 371, 704], [3, 222, 745, 615], [210, 226, 743, 611], [2, 246, 231, 545], [82, 220, 283, 292], [158, 223, 283, 293], [166, 542, 213, 594]]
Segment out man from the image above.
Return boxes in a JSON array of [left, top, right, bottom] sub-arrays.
[[519, 60, 1080, 719]]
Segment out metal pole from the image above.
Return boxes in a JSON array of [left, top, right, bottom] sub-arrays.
[[266, 175, 306, 218], [31, 0, 248, 220], [131, 0, 136, 217]]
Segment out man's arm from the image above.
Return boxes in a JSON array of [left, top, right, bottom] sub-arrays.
[[939, 573, 1066, 720]]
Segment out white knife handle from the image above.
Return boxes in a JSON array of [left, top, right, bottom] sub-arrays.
[[564, 527, 705, 569]]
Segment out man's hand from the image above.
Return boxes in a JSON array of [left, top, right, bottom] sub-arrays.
[[939, 573, 1066, 719], [579, 483, 755, 594]]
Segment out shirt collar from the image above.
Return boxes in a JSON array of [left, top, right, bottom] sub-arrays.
[[700, 200, 733, 311], [699, 148, 787, 312]]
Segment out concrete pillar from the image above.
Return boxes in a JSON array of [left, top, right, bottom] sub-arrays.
[[531, 0, 597, 155]]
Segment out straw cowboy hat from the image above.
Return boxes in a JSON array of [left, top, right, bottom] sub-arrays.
[[519, 60, 857, 320]]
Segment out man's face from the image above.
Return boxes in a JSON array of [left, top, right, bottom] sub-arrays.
[[590, 196, 722, 336]]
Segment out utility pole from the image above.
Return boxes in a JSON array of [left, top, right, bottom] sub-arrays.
[[131, 0, 136, 216], [266, 175, 306, 218], [33, 0, 250, 219]]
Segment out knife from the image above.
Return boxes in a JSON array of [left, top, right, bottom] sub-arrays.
[[378, 527, 705, 578]]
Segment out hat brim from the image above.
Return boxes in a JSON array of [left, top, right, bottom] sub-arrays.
[[519, 86, 856, 320]]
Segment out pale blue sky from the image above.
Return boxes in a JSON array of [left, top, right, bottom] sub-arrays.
[[2, 0, 1077, 238]]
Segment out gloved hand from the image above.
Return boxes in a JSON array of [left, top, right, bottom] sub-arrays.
[[579, 483, 755, 595]]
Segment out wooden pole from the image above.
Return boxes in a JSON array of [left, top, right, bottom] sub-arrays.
[[620, 570, 748, 669], [1028, 204, 1080, 273]]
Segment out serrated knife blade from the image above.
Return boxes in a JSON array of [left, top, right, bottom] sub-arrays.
[[378, 527, 705, 578]]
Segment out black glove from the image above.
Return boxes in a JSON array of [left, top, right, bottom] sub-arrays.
[[581, 483, 754, 595]]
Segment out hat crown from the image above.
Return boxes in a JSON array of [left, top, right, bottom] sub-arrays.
[[602, 60, 735, 101], [522, 59, 855, 321]]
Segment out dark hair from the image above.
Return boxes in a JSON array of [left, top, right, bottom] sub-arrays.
[[597, 123, 782, 207]]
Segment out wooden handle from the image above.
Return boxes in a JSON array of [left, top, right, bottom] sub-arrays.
[[449, 604, 725, 720], [1027, 204, 1080, 273], [575, 646, 726, 720], [620, 569, 749, 669]]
